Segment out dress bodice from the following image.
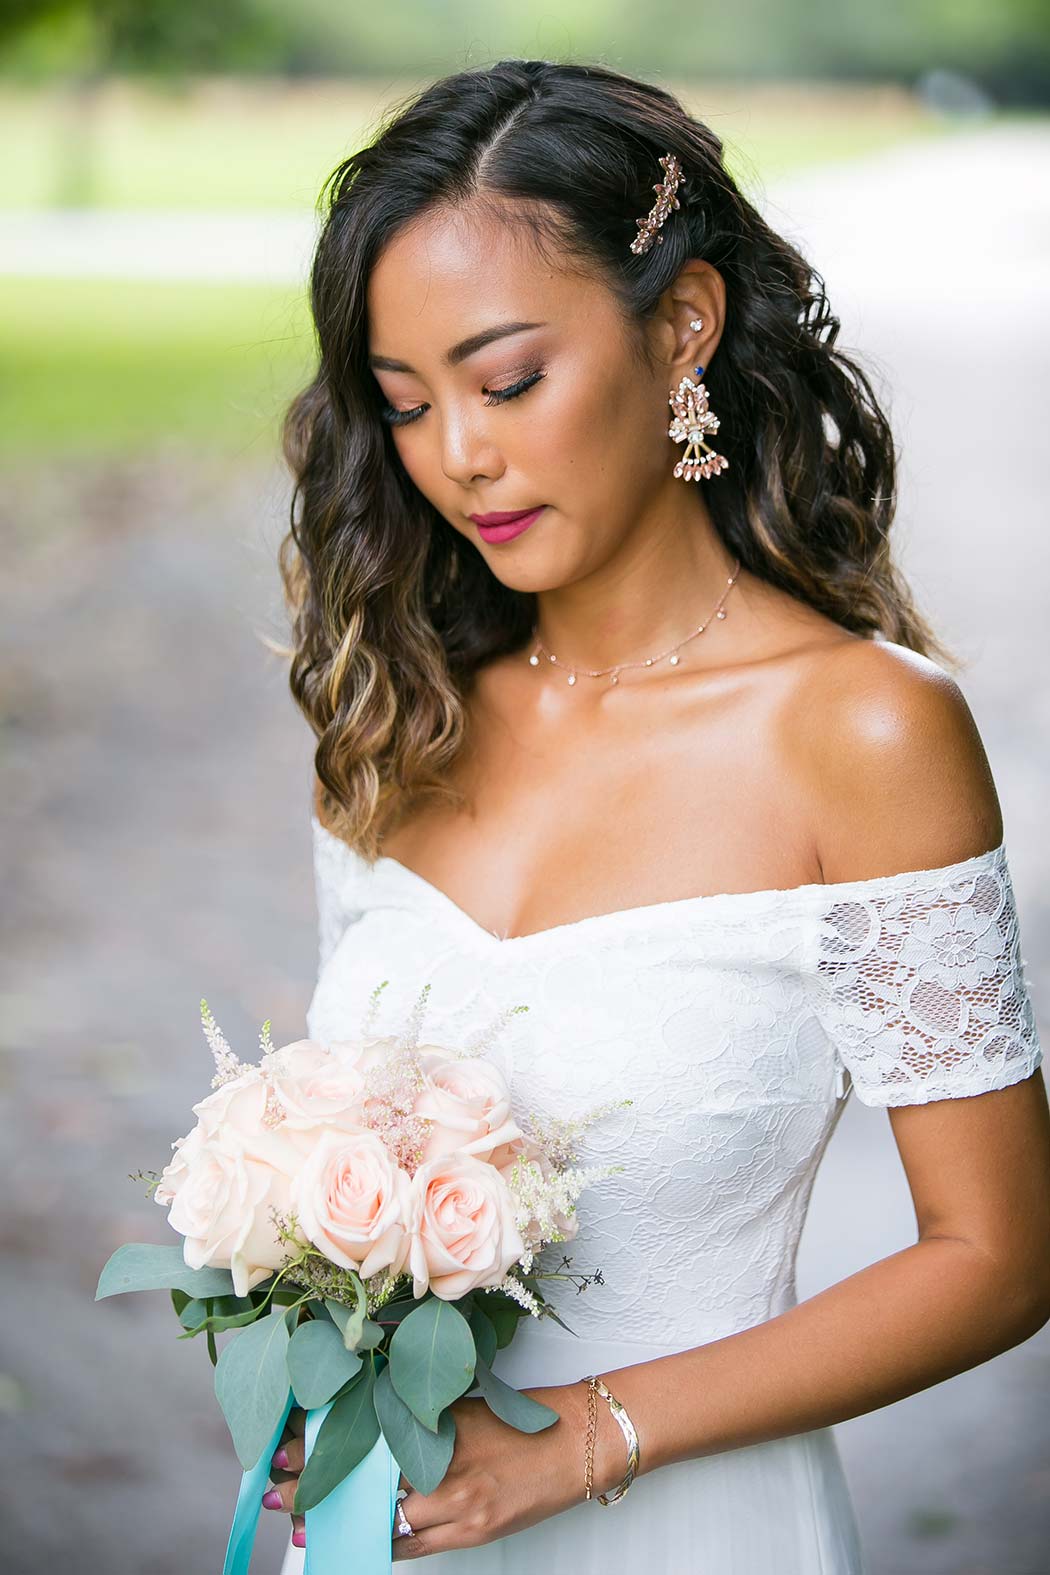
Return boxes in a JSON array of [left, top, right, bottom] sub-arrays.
[[306, 814, 1043, 1351]]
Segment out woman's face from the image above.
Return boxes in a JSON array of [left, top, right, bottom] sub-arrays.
[[366, 202, 685, 594]]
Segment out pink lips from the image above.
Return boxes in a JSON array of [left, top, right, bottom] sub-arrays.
[[469, 506, 546, 543]]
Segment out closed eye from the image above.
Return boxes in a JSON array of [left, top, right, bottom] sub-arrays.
[[379, 368, 547, 428]]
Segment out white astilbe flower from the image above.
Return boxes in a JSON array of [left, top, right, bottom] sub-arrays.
[[487, 1274, 542, 1317], [458, 1002, 530, 1060], [527, 1096, 632, 1168], [258, 1017, 278, 1069], [200, 997, 253, 1088], [361, 978, 390, 1035], [506, 1155, 621, 1273]]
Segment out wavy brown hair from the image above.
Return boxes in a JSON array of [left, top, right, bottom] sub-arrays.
[[279, 58, 952, 860]]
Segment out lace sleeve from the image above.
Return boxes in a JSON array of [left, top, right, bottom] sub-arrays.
[[812, 843, 1043, 1107], [310, 813, 353, 975]]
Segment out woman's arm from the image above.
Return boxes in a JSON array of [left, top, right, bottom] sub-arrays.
[[601, 1069, 1050, 1478], [614, 639, 1050, 1475]]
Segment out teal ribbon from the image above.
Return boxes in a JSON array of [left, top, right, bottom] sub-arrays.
[[222, 1384, 400, 1575]]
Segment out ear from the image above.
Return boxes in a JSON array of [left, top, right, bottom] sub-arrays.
[[649, 260, 727, 381]]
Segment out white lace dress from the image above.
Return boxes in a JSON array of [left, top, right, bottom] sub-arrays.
[[280, 815, 1043, 1575]]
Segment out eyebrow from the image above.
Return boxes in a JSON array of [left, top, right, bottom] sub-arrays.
[[368, 320, 547, 374]]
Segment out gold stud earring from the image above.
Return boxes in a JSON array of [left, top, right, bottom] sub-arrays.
[[668, 316, 729, 482]]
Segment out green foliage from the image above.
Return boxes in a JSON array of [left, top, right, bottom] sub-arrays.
[[176, 1294, 266, 1338], [287, 1319, 363, 1409], [388, 1297, 476, 1432], [95, 1242, 235, 1300], [2, 0, 1049, 91], [472, 1356, 559, 1432], [373, 1364, 456, 1495], [293, 1360, 381, 1513], [468, 1305, 498, 1369], [214, 1306, 293, 1469], [320, 1276, 382, 1353], [477, 1289, 526, 1349]]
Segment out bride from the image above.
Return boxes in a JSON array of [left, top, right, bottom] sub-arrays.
[[263, 58, 1049, 1573]]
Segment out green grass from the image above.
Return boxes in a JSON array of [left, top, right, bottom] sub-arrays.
[[0, 76, 960, 211], [0, 277, 316, 460]]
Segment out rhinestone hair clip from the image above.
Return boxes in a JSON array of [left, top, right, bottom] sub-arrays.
[[629, 152, 685, 256]]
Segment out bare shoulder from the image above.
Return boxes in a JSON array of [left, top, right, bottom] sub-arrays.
[[790, 637, 1003, 883]]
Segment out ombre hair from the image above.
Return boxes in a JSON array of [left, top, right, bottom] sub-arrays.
[[279, 58, 951, 860]]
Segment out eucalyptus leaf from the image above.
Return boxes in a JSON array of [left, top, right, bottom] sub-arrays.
[[170, 1288, 191, 1318], [369, 1299, 417, 1329], [214, 1307, 293, 1469], [477, 1293, 523, 1350], [287, 1319, 362, 1409], [356, 1319, 385, 1350], [324, 1291, 385, 1352], [293, 1362, 379, 1513], [96, 1243, 235, 1301], [177, 1301, 265, 1338], [473, 1357, 559, 1433], [468, 1307, 497, 1369], [177, 1297, 208, 1330], [373, 1364, 455, 1495], [389, 1297, 476, 1432], [176, 1291, 259, 1336]]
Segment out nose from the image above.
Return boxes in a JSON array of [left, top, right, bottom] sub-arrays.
[[438, 404, 503, 487]]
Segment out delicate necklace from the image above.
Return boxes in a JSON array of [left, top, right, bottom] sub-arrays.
[[527, 559, 742, 686]]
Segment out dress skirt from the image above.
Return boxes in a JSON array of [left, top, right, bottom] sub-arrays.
[[277, 1323, 865, 1574]]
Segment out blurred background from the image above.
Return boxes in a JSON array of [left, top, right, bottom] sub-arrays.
[[1, 3, 1048, 1572]]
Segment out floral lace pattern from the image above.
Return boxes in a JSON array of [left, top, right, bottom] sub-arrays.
[[306, 816, 1042, 1347], [813, 842, 1042, 1106]]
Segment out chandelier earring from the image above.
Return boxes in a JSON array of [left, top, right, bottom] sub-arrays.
[[667, 316, 729, 482]]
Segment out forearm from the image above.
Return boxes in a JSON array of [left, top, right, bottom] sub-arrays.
[[591, 1234, 1048, 1480]]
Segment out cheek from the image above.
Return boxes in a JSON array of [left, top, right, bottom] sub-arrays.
[[545, 357, 661, 486]]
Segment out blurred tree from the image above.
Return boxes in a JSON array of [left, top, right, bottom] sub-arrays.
[[1, 0, 1048, 101], [0, 0, 311, 203]]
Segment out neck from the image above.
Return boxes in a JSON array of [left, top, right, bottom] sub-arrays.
[[531, 500, 739, 673]]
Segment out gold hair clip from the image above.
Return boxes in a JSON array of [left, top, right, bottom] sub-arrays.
[[629, 152, 685, 256]]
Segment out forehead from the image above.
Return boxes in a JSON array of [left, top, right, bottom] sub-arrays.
[[366, 201, 609, 353]]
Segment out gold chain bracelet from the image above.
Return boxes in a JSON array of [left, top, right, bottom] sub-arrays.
[[582, 1375, 640, 1505]]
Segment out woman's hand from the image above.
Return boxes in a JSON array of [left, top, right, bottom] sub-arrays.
[[262, 1380, 624, 1559], [263, 1406, 307, 1549]]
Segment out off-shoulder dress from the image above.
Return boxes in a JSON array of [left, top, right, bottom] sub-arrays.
[[279, 815, 1043, 1574]]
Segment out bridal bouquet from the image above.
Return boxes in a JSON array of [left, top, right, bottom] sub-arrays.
[[97, 981, 623, 1575]]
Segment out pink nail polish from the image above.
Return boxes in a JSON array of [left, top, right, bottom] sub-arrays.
[[292, 1529, 306, 1548], [262, 1489, 282, 1510], [273, 1446, 290, 1469]]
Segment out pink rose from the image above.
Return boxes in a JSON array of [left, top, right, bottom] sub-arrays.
[[407, 1151, 525, 1300], [413, 1054, 522, 1164], [292, 1128, 411, 1280], [161, 1121, 307, 1297], [190, 1070, 269, 1141], [269, 1041, 367, 1131], [155, 1120, 207, 1208]]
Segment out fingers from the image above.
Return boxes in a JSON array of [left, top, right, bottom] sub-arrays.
[[264, 1415, 308, 1525], [272, 1435, 306, 1474], [262, 1478, 297, 1515]]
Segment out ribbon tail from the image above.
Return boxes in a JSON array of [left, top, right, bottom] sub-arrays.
[[304, 1405, 400, 1575], [222, 1391, 295, 1575]]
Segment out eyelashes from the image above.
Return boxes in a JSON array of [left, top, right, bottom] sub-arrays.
[[379, 368, 547, 428]]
